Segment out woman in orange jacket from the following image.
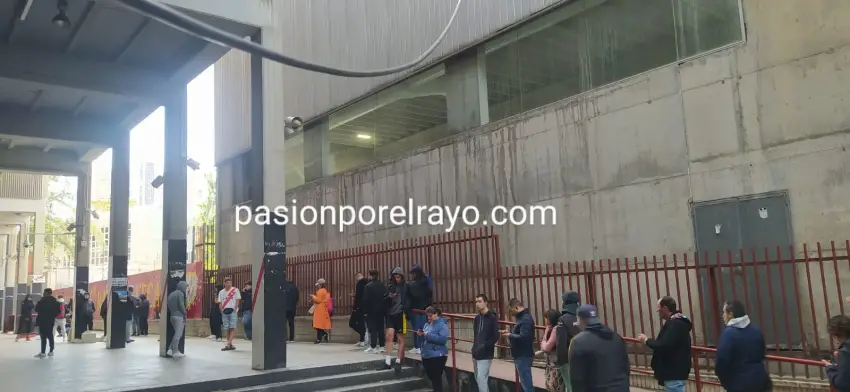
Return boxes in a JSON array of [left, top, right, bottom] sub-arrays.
[[311, 278, 332, 343]]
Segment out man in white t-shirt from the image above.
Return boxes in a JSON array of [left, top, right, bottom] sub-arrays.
[[216, 276, 241, 351]]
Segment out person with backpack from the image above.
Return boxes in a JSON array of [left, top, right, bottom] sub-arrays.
[[311, 278, 332, 344], [55, 295, 67, 341], [556, 291, 582, 391]]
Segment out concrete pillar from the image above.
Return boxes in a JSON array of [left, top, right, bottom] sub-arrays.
[[250, 28, 289, 370], [3, 231, 13, 329], [106, 133, 131, 349], [159, 86, 189, 357], [31, 212, 45, 298], [71, 166, 92, 341], [17, 223, 28, 303], [303, 117, 331, 182], [445, 48, 489, 133]]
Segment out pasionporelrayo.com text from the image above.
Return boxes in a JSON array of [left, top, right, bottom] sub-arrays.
[[235, 199, 556, 233]]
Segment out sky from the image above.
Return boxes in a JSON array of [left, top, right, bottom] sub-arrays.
[[93, 65, 216, 175]]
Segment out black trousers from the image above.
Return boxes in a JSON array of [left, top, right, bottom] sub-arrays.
[[103, 319, 108, 336], [285, 311, 296, 341], [139, 318, 148, 335], [349, 310, 366, 342], [423, 356, 448, 392], [366, 314, 385, 348], [87, 316, 94, 332], [39, 326, 55, 354]]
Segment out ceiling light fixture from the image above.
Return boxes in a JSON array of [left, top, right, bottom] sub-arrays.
[[356, 134, 372, 140], [52, 0, 71, 28]]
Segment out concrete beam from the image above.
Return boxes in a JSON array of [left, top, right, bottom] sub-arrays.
[[0, 104, 120, 146], [0, 44, 171, 103], [112, 0, 271, 27], [0, 147, 85, 176]]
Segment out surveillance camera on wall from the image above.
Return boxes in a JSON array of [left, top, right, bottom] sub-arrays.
[[23, 241, 30, 249], [151, 175, 164, 189], [284, 116, 303, 134], [186, 158, 201, 171], [91, 210, 100, 220]]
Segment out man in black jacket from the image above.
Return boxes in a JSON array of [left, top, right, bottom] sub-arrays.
[[569, 304, 630, 392], [282, 279, 299, 342], [557, 291, 582, 392], [501, 298, 535, 392], [472, 294, 499, 392], [362, 269, 387, 353], [405, 264, 432, 355], [350, 272, 368, 347], [34, 288, 62, 358], [637, 296, 692, 392]]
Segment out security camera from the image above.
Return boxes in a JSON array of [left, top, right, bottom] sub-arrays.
[[91, 210, 100, 220], [284, 116, 303, 132], [186, 158, 200, 171], [151, 175, 164, 189], [23, 241, 30, 249], [66, 223, 77, 232]]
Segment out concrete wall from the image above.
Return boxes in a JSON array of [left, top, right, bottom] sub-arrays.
[[216, 0, 850, 350]]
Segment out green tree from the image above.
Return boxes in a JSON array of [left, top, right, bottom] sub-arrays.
[[193, 171, 216, 227], [45, 176, 76, 261]]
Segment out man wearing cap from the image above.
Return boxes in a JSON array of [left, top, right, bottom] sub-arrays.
[[556, 291, 582, 391], [568, 304, 630, 392]]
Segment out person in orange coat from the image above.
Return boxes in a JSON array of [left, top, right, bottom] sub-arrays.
[[311, 278, 332, 344]]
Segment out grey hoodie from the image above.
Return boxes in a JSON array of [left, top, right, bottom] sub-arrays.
[[167, 281, 188, 318]]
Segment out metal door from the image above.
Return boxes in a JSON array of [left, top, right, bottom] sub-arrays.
[[692, 193, 798, 348]]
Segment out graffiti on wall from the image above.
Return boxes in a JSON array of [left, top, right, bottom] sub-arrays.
[[54, 262, 204, 319]]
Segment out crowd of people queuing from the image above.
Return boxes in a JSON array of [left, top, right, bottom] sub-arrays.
[[11, 266, 850, 392]]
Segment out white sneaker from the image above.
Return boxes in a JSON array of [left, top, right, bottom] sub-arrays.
[[377, 347, 386, 354], [174, 352, 185, 358], [408, 348, 421, 355], [364, 347, 376, 353], [48, 352, 54, 357], [166, 349, 173, 356], [34, 353, 46, 358], [354, 342, 366, 348]]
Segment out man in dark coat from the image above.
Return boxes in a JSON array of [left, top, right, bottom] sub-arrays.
[[568, 304, 630, 392], [638, 296, 692, 392], [472, 294, 499, 392], [502, 298, 535, 392], [137, 294, 151, 336], [405, 264, 432, 354], [350, 272, 368, 346], [362, 269, 387, 352], [715, 300, 771, 392], [34, 288, 62, 357]]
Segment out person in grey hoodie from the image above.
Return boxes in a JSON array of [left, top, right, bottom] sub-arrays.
[[166, 281, 188, 358]]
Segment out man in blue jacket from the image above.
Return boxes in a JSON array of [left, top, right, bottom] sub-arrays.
[[715, 300, 771, 392], [502, 298, 535, 392]]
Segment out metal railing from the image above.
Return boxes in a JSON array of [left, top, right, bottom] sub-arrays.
[[426, 309, 831, 392]]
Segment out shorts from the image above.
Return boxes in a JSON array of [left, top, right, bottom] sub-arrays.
[[222, 311, 238, 330], [386, 313, 404, 333]]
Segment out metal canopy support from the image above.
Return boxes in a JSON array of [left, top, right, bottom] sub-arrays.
[[159, 86, 189, 357], [71, 165, 92, 341], [106, 132, 131, 349]]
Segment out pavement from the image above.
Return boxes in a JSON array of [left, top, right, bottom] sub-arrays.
[[0, 333, 377, 392], [0, 332, 654, 392]]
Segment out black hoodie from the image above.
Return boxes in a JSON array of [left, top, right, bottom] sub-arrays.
[[353, 278, 368, 311], [472, 309, 500, 360], [646, 312, 693, 384], [828, 339, 850, 392], [405, 266, 432, 311], [569, 323, 631, 392]]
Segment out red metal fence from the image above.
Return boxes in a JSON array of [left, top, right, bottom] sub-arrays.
[[287, 227, 501, 317], [201, 264, 252, 319], [201, 227, 846, 386]]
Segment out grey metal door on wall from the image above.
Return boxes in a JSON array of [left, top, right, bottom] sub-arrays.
[[693, 193, 801, 348]]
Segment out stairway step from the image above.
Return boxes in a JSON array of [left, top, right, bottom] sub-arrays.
[[317, 377, 430, 392], [220, 367, 418, 392]]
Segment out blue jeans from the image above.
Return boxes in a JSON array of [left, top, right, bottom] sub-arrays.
[[514, 356, 534, 392], [242, 310, 252, 340], [474, 359, 493, 392], [664, 380, 686, 392], [408, 312, 426, 349]]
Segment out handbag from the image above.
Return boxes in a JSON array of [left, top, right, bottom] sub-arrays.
[[308, 304, 316, 315]]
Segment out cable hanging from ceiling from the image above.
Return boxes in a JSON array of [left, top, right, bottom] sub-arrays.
[[115, 0, 464, 78]]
